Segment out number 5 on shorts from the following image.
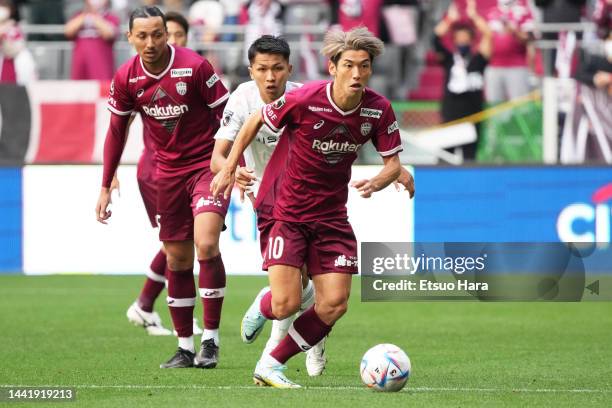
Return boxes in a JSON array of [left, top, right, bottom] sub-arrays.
[[268, 236, 284, 260]]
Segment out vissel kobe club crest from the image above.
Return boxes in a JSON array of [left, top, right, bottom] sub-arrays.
[[360, 122, 372, 136], [176, 81, 187, 96]]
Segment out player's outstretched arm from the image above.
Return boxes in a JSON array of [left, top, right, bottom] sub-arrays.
[[210, 111, 263, 199], [96, 113, 130, 224], [351, 154, 401, 198]]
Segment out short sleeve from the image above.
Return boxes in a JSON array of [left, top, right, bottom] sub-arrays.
[[372, 104, 403, 157], [107, 71, 134, 116], [197, 59, 230, 109], [261, 90, 299, 133], [214, 88, 246, 141]]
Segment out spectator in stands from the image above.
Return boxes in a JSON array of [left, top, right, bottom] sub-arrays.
[[64, 0, 120, 80], [485, 0, 534, 103], [433, 0, 491, 161], [331, 0, 383, 36], [593, 0, 612, 39], [243, 0, 283, 63], [0, 0, 36, 84]]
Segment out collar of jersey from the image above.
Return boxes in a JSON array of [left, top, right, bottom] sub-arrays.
[[326, 82, 362, 116], [139, 44, 175, 80]]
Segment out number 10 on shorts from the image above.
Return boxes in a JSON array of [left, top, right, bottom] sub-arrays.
[[267, 236, 284, 260]]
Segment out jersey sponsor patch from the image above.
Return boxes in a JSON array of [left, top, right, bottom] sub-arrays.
[[308, 105, 333, 113], [360, 107, 382, 118], [387, 120, 399, 134], [206, 73, 220, 88], [171, 68, 193, 78], [129, 75, 146, 83]]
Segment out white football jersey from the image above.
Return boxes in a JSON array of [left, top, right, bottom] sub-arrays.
[[214, 80, 301, 196]]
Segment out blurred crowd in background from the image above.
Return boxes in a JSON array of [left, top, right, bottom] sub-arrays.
[[0, 0, 610, 163]]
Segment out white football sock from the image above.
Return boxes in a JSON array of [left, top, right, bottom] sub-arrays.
[[202, 329, 219, 346], [300, 280, 315, 310], [178, 336, 195, 353]]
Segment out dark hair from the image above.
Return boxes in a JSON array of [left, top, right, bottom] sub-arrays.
[[165, 11, 189, 35], [451, 22, 475, 38], [247, 35, 291, 64], [129, 6, 166, 32]]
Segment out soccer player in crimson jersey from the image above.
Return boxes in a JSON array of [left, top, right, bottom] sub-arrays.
[[95, 6, 231, 369], [111, 11, 203, 337], [211, 27, 414, 387], [210, 35, 328, 377]]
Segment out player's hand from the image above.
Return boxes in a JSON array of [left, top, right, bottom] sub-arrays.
[[96, 187, 112, 224], [211, 166, 235, 200], [110, 174, 120, 198], [235, 166, 257, 203], [351, 179, 376, 199], [393, 167, 415, 198], [447, 2, 460, 22], [466, 0, 477, 19]]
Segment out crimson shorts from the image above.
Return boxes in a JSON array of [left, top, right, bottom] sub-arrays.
[[262, 219, 358, 276], [157, 168, 230, 242], [136, 152, 158, 228], [257, 208, 274, 258]]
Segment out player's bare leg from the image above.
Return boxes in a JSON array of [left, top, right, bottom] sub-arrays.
[[257, 272, 351, 386], [127, 246, 173, 336], [193, 211, 226, 368], [260, 269, 327, 376], [250, 264, 302, 388], [160, 240, 197, 368]]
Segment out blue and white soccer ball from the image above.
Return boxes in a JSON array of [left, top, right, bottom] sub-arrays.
[[360, 344, 411, 392]]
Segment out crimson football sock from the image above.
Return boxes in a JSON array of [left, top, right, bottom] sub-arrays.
[[270, 306, 332, 364], [138, 250, 167, 312], [166, 267, 196, 338], [259, 290, 277, 320], [198, 255, 226, 330]]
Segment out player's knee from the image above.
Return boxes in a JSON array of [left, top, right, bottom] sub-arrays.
[[317, 297, 349, 323], [166, 254, 192, 271], [195, 236, 219, 259], [272, 297, 300, 320]]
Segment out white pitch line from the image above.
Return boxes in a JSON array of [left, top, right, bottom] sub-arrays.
[[2, 385, 611, 394]]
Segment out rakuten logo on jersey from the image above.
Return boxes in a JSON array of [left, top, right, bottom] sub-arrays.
[[312, 139, 362, 154], [556, 183, 612, 243], [312, 124, 361, 164], [144, 86, 188, 132], [142, 104, 188, 119]]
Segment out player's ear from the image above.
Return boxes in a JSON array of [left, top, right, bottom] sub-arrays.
[[328, 60, 336, 76], [248, 66, 254, 80], [126, 30, 132, 44], [287, 64, 293, 75]]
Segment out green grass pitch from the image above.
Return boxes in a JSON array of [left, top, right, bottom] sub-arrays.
[[1, 275, 611, 407]]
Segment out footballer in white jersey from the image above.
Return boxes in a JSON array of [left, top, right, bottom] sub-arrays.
[[214, 79, 301, 196]]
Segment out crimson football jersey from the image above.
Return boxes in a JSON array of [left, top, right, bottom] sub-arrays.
[[107, 44, 229, 176], [258, 80, 403, 222]]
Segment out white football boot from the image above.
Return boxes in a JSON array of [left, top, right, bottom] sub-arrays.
[[241, 287, 270, 343], [126, 301, 172, 336], [253, 358, 301, 389], [306, 336, 327, 376]]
